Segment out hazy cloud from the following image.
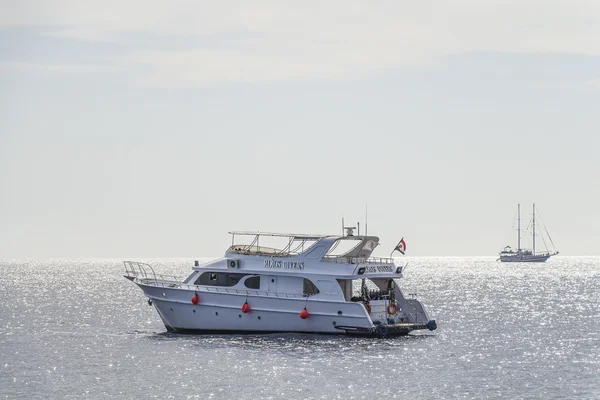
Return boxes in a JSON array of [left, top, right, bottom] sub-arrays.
[[1, 1, 599, 86], [0, 61, 119, 74]]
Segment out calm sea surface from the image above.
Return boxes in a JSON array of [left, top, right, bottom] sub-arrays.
[[1, 257, 598, 399]]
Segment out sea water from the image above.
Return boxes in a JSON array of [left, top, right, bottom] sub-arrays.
[[1, 257, 598, 399]]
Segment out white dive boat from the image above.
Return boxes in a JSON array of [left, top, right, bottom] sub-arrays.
[[499, 203, 559, 263], [124, 229, 437, 337]]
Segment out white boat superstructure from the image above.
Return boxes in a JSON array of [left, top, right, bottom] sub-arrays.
[[499, 203, 559, 263], [124, 230, 437, 337]]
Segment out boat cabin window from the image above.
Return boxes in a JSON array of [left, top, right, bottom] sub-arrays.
[[303, 278, 319, 296], [194, 272, 248, 287], [244, 276, 260, 289], [183, 273, 198, 284]]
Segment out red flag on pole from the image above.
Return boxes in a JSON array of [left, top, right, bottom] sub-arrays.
[[394, 238, 406, 255]]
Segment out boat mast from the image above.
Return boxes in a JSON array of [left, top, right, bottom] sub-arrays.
[[533, 203, 536, 255], [517, 203, 521, 252]]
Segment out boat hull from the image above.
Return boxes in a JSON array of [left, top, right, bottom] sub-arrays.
[[164, 322, 432, 337], [138, 283, 432, 337], [499, 254, 552, 263]]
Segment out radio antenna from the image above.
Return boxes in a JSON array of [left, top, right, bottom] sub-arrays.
[[365, 204, 368, 236]]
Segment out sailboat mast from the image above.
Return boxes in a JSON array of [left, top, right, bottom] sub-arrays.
[[517, 203, 521, 251], [533, 203, 536, 255]]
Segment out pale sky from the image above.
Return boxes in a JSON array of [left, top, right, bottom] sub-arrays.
[[1, 1, 599, 258]]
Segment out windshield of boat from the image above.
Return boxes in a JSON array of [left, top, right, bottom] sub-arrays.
[[324, 238, 362, 257], [323, 236, 379, 261]]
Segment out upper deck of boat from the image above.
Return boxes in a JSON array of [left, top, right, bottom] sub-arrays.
[[226, 230, 389, 263]]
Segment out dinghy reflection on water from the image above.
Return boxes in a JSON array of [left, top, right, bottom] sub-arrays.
[[124, 229, 436, 337]]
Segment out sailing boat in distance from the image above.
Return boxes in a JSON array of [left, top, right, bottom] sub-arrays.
[[499, 203, 559, 262]]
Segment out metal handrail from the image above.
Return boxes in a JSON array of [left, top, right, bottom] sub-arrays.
[[123, 261, 182, 284], [124, 261, 154, 280]]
